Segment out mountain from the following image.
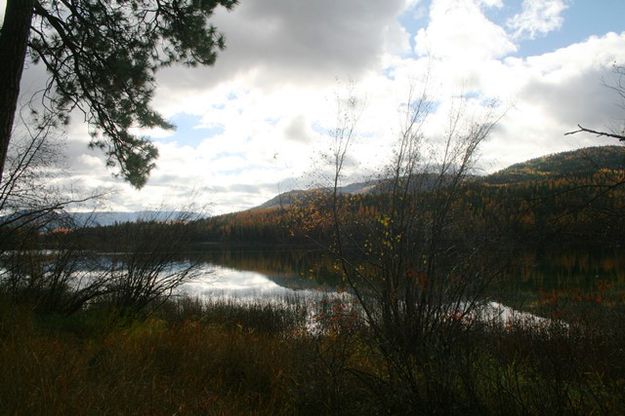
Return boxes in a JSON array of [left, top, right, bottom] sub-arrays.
[[254, 173, 470, 211], [193, 145, 625, 247], [65, 211, 203, 227], [484, 146, 625, 184], [255, 180, 383, 210], [250, 145, 625, 214]]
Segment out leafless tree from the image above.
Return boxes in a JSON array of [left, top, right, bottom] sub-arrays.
[[0, 101, 201, 317], [0, 107, 107, 313], [328, 87, 503, 412], [0, 103, 103, 239]]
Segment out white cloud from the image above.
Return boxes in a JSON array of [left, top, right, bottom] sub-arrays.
[[64, 28, 625, 213], [479, 32, 625, 169], [156, 0, 409, 94], [507, 0, 569, 40], [414, 0, 516, 60], [0, 0, 5, 26], [479, 0, 503, 8]]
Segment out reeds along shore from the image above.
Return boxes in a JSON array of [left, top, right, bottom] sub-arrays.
[[1, 293, 624, 416]]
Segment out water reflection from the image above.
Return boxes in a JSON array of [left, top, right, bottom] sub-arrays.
[[185, 247, 625, 296], [188, 246, 343, 289], [509, 248, 625, 291], [180, 265, 294, 298], [177, 263, 342, 305], [176, 263, 565, 329], [175, 247, 625, 328]]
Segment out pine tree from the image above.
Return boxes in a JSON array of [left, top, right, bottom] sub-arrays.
[[0, 0, 237, 187]]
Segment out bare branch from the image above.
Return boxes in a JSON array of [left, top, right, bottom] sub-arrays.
[[565, 124, 625, 141]]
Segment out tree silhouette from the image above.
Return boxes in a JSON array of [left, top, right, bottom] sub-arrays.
[[0, 0, 237, 188]]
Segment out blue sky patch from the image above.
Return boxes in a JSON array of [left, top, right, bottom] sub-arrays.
[[383, 66, 396, 80], [509, 0, 625, 57], [398, 0, 625, 59], [154, 113, 224, 147], [311, 121, 329, 136], [397, 2, 428, 55]]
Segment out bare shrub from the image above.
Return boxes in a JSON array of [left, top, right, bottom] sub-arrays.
[[101, 211, 202, 315], [0, 108, 106, 313], [328, 87, 504, 412], [0, 246, 107, 315]]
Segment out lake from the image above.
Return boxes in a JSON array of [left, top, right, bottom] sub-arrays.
[[175, 246, 625, 311], [177, 247, 344, 303]]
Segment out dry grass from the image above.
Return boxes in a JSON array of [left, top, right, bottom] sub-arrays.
[[1, 296, 625, 415]]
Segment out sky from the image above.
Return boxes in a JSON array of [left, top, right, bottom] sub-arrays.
[[6, 0, 625, 214]]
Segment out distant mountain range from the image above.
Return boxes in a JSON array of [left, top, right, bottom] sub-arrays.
[[255, 180, 382, 210], [254, 146, 625, 211], [34, 145, 625, 227], [64, 211, 203, 227]]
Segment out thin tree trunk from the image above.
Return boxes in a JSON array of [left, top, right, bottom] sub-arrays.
[[0, 0, 35, 184]]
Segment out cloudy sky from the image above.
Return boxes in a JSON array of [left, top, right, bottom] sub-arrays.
[[9, 0, 625, 214]]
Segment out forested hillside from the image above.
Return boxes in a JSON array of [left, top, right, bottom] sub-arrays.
[[183, 146, 625, 248], [485, 146, 625, 184]]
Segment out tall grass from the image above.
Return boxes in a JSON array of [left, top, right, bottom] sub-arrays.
[[1, 293, 624, 415]]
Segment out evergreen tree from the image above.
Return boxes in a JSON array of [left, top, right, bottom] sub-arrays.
[[0, 0, 237, 188]]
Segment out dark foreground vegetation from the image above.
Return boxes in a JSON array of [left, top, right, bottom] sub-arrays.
[[1, 293, 625, 415]]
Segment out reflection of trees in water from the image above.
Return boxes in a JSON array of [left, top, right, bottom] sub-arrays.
[[502, 248, 625, 297], [194, 248, 344, 288], [190, 247, 625, 298]]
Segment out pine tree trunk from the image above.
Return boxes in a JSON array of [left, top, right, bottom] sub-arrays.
[[0, 0, 35, 184]]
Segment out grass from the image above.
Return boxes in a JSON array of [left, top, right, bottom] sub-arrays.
[[1, 294, 625, 415], [0, 295, 373, 415]]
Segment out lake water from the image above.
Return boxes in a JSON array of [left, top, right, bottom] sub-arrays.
[[5, 245, 620, 326], [177, 247, 344, 303], [173, 246, 625, 324]]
